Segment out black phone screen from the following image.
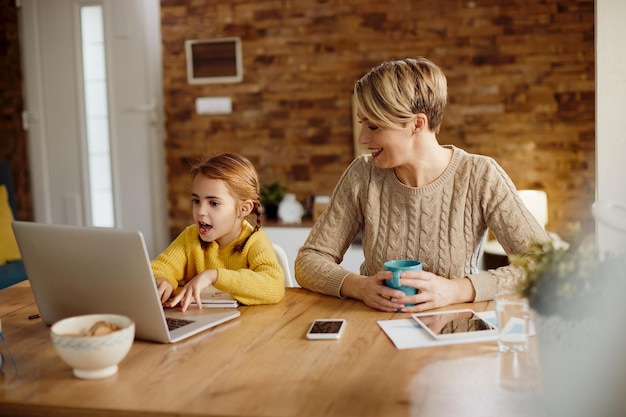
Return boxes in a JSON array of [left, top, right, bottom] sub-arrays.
[[309, 320, 344, 334]]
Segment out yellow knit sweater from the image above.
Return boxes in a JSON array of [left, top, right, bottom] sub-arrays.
[[151, 221, 285, 305]]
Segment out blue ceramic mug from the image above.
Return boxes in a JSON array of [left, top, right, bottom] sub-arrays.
[[383, 259, 422, 307]]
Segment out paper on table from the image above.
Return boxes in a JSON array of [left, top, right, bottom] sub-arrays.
[[378, 311, 535, 350]]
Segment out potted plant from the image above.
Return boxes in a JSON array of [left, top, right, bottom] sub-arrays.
[[510, 228, 625, 319], [260, 181, 286, 220]]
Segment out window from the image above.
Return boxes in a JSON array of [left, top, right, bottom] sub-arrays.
[[80, 5, 114, 227]]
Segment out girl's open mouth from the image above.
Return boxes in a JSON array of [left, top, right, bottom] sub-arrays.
[[198, 221, 212, 234]]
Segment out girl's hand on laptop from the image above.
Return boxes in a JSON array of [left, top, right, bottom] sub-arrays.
[[166, 270, 218, 312], [156, 279, 174, 304]]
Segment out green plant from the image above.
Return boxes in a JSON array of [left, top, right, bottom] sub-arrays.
[[260, 181, 287, 206], [510, 230, 626, 318]]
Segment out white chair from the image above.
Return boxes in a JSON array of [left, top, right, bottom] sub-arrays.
[[273, 243, 299, 288]]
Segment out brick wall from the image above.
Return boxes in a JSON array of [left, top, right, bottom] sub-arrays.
[[0, 0, 31, 221], [160, 0, 595, 240]]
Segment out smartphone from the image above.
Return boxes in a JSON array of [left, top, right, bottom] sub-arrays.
[[306, 319, 346, 340], [412, 309, 497, 341]]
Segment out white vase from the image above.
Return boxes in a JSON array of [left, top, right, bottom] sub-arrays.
[[277, 194, 304, 224]]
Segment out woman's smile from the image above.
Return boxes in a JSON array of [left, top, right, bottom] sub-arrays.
[[370, 148, 383, 158]]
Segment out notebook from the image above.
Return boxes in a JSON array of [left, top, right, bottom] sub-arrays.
[[194, 286, 239, 308], [12, 221, 241, 343]]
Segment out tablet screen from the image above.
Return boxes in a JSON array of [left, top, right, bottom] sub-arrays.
[[412, 309, 496, 340]]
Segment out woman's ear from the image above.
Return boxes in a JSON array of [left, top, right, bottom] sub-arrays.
[[412, 113, 428, 134]]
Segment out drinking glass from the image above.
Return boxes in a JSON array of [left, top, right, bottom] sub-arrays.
[[495, 292, 530, 353]]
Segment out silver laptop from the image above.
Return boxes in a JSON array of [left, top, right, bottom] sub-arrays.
[[12, 221, 240, 343]]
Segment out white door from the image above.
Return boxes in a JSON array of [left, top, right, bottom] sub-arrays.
[[19, 0, 168, 258]]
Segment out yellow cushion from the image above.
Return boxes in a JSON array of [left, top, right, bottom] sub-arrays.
[[0, 185, 21, 265]]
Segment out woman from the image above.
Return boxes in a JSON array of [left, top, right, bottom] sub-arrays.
[[294, 57, 548, 313]]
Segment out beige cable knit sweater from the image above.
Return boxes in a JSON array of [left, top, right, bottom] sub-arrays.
[[295, 146, 549, 302]]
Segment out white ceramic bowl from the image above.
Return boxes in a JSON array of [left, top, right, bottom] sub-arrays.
[[50, 313, 135, 379]]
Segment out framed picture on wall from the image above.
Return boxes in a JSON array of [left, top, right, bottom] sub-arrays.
[[185, 37, 243, 84]]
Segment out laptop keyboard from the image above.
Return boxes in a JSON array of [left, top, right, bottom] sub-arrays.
[[166, 317, 195, 331]]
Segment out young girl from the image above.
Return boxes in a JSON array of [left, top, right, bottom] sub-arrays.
[[151, 153, 285, 311]]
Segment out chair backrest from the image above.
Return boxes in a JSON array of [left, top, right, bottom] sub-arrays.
[[273, 243, 298, 288]]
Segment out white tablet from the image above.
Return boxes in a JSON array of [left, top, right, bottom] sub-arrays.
[[412, 309, 497, 341]]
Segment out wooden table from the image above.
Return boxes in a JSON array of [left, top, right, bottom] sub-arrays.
[[0, 282, 546, 417]]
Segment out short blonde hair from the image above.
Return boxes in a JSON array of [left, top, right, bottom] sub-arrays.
[[353, 57, 448, 133]]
